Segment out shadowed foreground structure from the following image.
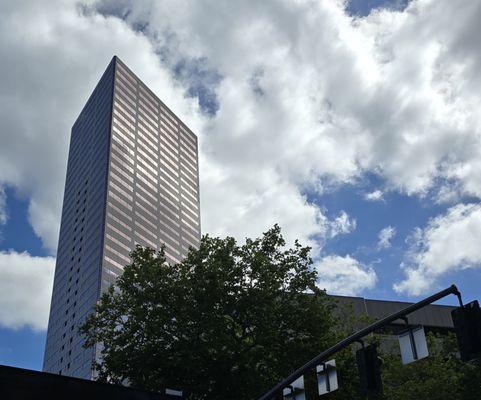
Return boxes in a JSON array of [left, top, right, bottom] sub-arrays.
[[0, 364, 181, 400]]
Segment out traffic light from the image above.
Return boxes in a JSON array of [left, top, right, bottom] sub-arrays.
[[398, 325, 429, 365], [356, 344, 382, 395], [316, 360, 338, 395], [452, 300, 481, 362], [282, 375, 305, 400]]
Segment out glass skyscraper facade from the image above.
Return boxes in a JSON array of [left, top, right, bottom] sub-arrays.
[[43, 56, 201, 379]]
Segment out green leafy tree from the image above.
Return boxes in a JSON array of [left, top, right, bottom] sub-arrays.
[[80, 225, 338, 399], [81, 224, 481, 399]]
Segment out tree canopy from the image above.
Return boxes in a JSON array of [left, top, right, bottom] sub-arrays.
[[81, 225, 337, 399], [81, 225, 481, 399]]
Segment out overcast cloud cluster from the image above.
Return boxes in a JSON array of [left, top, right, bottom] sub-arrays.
[[1, 0, 481, 329]]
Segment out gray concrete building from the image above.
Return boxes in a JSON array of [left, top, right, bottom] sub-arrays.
[[332, 295, 455, 331], [43, 56, 201, 379], [331, 294, 456, 354]]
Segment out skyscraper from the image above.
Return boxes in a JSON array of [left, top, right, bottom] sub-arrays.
[[43, 56, 201, 379]]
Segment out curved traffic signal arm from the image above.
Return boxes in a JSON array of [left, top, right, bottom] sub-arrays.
[[258, 285, 464, 400]]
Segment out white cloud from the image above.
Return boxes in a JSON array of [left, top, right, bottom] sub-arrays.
[[315, 255, 377, 296], [378, 225, 396, 249], [1, 0, 481, 288], [328, 211, 357, 238], [364, 190, 384, 202], [394, 203, 481, 296], [90, 0, 481, 239], [0, 251, 55, 330]]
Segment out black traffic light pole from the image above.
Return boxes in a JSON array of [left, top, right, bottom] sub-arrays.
[[258, 284, 463, 400]]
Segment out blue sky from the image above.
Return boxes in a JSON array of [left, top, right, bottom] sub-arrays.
[[1, 0, 481, 372], [0, 188, 49, 370]]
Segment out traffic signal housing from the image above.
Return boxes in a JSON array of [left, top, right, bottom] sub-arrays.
[[356, 343, 382, 396], [452, 300, 481, 362]]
